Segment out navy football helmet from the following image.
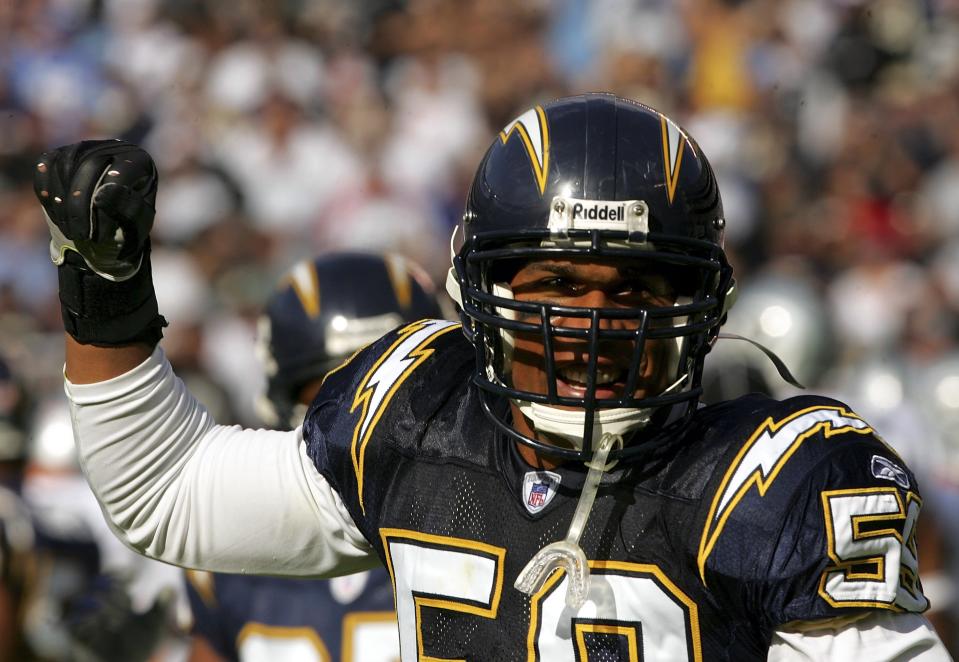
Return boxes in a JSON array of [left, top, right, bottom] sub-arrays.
[[447, 94, 735, 463], [256, 252, 442, 429]]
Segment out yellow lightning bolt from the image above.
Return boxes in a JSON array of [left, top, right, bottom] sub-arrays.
[[697, 406, 873, 582], [499, 105, 550, 195], [349, 320, 460, 513]]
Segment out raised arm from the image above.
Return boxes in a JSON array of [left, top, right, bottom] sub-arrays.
[[65, 337, 151, 383], [36, 141, 376, 577]]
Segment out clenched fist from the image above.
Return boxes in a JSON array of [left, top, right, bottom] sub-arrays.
[[35, 139, 158, 281], [35, 140, 166, 346]]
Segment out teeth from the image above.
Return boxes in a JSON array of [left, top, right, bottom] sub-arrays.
[[558, 366, 622, 386]]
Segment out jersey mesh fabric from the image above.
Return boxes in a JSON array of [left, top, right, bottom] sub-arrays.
[[303, 324, 929, 661]]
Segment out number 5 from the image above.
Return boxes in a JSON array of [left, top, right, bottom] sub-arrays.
[[820, 487, 927, 611], [382, 529, 701, 661]]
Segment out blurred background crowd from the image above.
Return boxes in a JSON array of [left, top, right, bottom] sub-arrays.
[[2, 0, 959, 659]]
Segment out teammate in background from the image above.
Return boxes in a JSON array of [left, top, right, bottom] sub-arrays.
[[35, 96, 950, 660], [186, 252, 441, 662], [700, 267, 834, 403], [0, 355, 34, 662], [21, 398, 187, 662]]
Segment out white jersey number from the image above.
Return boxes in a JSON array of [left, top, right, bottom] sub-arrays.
[[820, 487, 927, 612], [237, 615, 399, 662], [382, 529, 701, 661], [238, 624, 330, 662], [530, 561, 701, 662]]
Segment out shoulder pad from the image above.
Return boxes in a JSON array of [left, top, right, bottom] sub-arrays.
[[692, 394, 927, 626], [302, 320, 467, 523]]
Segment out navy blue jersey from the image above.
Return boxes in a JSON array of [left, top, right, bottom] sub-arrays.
[[303, 320, 930, 661], [185, 567, 398, 661]]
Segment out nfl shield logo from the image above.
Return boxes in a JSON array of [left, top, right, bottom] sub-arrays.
[[522, 471, 561, 514], [529, 483, 548, 508]]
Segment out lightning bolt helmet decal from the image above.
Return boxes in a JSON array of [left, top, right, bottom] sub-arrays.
[[499, 105, 550, 196], [660, 114, 688, 205], [286, 259, 321, 319]]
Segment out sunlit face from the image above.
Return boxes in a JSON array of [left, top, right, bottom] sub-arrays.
[[505, 257, 683, 442]]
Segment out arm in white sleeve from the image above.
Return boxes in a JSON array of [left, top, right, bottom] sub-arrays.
[[66, 346, 376, 577], [769, 611, 952, 661]]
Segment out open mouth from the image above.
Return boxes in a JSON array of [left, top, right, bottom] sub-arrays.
[[556, 364, 632, 399]]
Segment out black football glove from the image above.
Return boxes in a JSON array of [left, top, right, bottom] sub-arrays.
[[34, 140, 167, 346]]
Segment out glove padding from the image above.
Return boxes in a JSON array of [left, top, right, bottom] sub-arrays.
[[35, 139, 166, 346], [35, 139, 157, 281]]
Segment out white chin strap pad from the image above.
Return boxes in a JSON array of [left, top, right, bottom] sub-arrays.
[[514, 400, 650, 450]]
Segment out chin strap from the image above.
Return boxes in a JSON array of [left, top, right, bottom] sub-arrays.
[[511, 371, 687, 452], [514, 432, 622, 609], [513, 400, 649, 450], [716, 332, 805, 389]]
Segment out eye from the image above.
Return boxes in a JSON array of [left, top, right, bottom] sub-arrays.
[[618, 280, 647, 295], [614, 278, 674, 304], [538, 277, 579, 294]]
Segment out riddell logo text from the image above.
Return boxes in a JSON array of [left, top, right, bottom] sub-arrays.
[[571, 203, 625, 221]]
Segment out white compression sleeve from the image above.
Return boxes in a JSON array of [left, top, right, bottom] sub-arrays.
[[768, 611, 952, 661], [65, 346, 376, 577]]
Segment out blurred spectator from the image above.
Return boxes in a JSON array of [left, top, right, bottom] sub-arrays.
[[213, 92, 364, 236]]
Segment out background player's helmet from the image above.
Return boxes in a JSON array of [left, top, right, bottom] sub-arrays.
[[702, 269, 833, 402], [906, 351, 959, 478], [256, 252, 442, 429], [447, 94, 735, 462]]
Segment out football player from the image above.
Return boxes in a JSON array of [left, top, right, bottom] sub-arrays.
[[186, 251, 441, 662], [35, 95, 950, 660]]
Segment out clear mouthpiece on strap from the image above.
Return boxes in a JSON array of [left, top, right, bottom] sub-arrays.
[[513, 432, 622, 609]]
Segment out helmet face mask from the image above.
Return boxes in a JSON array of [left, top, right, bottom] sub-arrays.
[[449, 94, 734, 462]]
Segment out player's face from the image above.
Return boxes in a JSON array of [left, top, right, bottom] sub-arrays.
[[507, 257, 680, 443]]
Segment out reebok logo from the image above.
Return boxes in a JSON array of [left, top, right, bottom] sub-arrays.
[[871, 455, 910, 489]]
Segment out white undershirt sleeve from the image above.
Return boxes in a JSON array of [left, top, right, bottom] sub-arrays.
[[769, 611, 952, 661], [65, 346, 376, 577]]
